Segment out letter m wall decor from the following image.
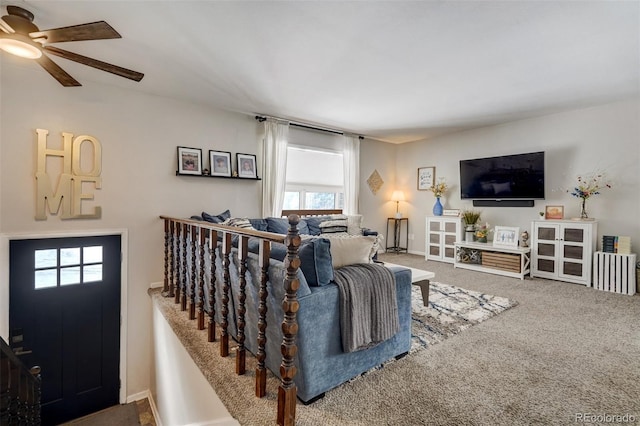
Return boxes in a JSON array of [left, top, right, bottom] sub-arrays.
[[35, 128, 102, 220]]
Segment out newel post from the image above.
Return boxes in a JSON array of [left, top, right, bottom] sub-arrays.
[[277, 214, 300, 426]]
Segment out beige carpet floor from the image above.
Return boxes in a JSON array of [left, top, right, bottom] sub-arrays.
[[152, 253, 640, 425]]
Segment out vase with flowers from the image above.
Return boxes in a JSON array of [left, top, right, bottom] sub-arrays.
[[568, 171, 612, 220], [475, 223, 492, 243], [429, 178, 448, 216]]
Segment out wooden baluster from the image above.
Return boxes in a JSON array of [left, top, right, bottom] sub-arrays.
[[256, 239, 270, 397], [236, 235, 249, 375], [162, 219, 170, 296], [181, 223, 189, 311], [0, 356, 8, 425], [169, 221, 176, 298], [29, 366, 40, 425], [220, 232, 232, 357], [197, 227, 206, 330], [8, 362, 19, 423], [174, 222, 182, 305], [208, 230, 218, 342], [189, 225, 198, 320], [277, 215, 301, 426]]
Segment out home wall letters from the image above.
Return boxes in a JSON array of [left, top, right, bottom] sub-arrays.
[[35, 128, 102, 220]]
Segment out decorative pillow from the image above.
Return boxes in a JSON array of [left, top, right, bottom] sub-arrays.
[[266, 217, 309, 235], [346, 214, 363, 235], [202, 209, 231, 224], [305, 216, 332, 236], [221, 217, 254, 229], [327, 236, 378, 269], [262, 237, 333, 286], [319, 219, 348, 234], [248, 218, 268, 231]]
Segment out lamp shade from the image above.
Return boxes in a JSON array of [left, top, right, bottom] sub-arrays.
[[390, 190, 405, 202]]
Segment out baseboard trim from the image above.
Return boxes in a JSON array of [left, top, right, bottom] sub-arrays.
[[126, 389, 149, 404], [147, 392, 163, 426]]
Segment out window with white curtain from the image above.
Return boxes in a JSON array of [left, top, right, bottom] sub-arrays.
[[283, 146, 344, 210]]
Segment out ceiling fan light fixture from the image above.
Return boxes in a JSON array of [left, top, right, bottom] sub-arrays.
[[0, 32, 42, 59]]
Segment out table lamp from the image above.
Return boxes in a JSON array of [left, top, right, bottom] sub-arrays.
[[391, 190, 405, 218]]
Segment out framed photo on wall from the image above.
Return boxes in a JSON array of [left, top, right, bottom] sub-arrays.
[[177, 146, 203, 175], [417, 166, 435, 190], [209, 150, 232, 177], [545, 205, 564, 220], [237, 153, 257, 179], [493, 226, 520, 248]]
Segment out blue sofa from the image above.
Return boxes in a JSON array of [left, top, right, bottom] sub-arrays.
[[215, 251, 412, 403], [191, 213, 412, 403]]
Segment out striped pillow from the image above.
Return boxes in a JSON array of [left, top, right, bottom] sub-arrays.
[[319, 219, 348, 234], [221, 217, 255, 229]]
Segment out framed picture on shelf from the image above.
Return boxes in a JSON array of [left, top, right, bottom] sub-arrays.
[[493, 226, 520, 248], [209, 150, 232, 177], [545, 205, 564, 220], [177, 146, 203, 175], [236, 153, 257, 179], [417, 166, 435, 190]]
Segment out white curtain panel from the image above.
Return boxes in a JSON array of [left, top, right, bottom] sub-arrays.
[[343, 134, 360, 215], [262, 119, 289, 218]]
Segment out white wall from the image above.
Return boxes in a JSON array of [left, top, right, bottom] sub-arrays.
[[392, 99, 640, 255], [359, 138, 398, 235], [0, 58, 263, 399], [151, 301, 238, 426]]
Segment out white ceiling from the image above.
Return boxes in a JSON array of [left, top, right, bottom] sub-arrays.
[[2, 0, 639, 143]]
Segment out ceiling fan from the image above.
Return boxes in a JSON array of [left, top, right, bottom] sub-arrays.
[[0, 5, 144, 86]]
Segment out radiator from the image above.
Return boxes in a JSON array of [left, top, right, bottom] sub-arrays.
[[592, 252, 637, 295]]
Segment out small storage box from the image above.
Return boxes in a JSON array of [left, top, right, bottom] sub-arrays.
[[481, 252, 521, 273]]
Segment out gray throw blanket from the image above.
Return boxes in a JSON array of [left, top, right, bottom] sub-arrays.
[[333, 263, 399, 353]]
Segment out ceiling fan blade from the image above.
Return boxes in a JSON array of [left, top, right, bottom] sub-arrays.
[[36, 54, 81, 87], [44, 46, 144, 82], [30, 21, 120, 44]]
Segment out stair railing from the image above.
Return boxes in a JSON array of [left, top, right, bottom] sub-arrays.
[[0, 336, 41, 425], [160, 214, 301, 426]]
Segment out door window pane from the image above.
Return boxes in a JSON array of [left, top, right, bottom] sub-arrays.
[[83, 265, 103, 283], [35, 249, 57, 268], [60, 248, 80, 266], [35, 269, 57, 289], [61, 267, 81, 286], [84, 246, 103, 263]]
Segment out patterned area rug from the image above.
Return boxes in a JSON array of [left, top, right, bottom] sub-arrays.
[[410, 282, 517, 353]]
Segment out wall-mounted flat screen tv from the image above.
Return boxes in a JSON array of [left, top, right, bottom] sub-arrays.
[[460, 151, 545, 200]]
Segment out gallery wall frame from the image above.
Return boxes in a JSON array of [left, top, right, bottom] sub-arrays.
[[209, 150, 232, 177], [417, 166, 435, 190], [237, 153, 258, 179], [177, 146, 203, 175]]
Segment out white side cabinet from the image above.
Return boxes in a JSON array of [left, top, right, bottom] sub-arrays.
[[425, 217, 462, 263], [530, 220, 597, 285]]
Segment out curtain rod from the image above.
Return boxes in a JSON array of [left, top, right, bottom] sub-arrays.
[[255, 115, 364, 140]]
